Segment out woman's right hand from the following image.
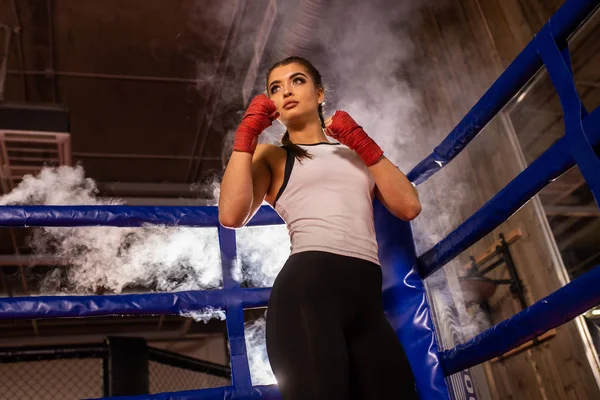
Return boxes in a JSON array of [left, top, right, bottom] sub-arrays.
[[233, 94, 279, 154], [244, 93, 280, 123]]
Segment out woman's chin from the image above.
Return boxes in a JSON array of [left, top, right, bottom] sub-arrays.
[[279, 112, 308, 128]]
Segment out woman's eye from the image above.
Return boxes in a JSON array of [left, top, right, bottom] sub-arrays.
[[270, 86, 280, 94], [293, 77, 305, 84]]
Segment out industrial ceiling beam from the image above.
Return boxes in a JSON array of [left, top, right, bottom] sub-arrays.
[[95, 181, 213, 198], [570, 248, 600, 276], [185, 0, 248, 183], [8, 69, 205, 85], [10, 0, 27, 99], [72, 152, 220, 162], [188, 0, 279, 182], [546, 177, 587, 207], [0, 254, 66, 267], [98, 197, 214, 206], [577, 80, 600, 89], [559, 219, 600, 251], [552, 217, 583, 237], [545, 205, 600, 217], [47, 0, 58, 102], [0, 23, 11, 102]]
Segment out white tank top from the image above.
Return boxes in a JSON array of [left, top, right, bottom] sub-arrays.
[[274, 142, 380, 265]]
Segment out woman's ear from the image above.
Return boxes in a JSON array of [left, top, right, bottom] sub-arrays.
[[317, 87, 324, 104]]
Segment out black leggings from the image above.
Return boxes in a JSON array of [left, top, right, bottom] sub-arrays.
[[266, 251, 418, 400]]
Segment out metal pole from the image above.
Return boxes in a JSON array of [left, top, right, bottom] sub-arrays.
[[10, 0, 27, 100], [499, 233, 529, 310], [8, 69, 205, 85], [46, 0, 58, 102], [0, 23, 12, 102]]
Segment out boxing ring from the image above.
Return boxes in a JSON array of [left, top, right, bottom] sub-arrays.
[[1, 0, 600, 398]]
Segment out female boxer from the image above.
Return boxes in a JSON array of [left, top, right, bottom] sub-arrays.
[[219, 56, 420, 400]]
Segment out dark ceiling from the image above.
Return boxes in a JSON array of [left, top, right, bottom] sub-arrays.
[[1, 0, 280, 187]]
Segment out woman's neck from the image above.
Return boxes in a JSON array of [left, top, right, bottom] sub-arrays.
[[287, 119, 328, 144]]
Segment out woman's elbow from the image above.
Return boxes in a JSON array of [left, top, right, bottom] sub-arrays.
[[217, 207, 247, 229], [218, 216, 235, 229], [218, 214, 245, 229], [396, 201, 422, 221], [408, 202, 423, 220]]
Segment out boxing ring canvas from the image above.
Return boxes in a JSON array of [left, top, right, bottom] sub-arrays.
[[1, 0, 600, 398]]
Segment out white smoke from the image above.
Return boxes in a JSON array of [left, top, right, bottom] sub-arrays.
[[309, 0, 468, 254], [1, 165, 222, 294], [0, 163, 287, 320], [180, 0, 239, 93], [181, 307, 227, 323], [236, 224, 290, 288], [0, 164, 115, 206], [245, 316, 276, 386], [35, 224, 222, 294]]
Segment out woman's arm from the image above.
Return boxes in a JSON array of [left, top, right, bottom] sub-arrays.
[[323, 111, 421, 221], [218, 145, 273, 228], [218, 94, 278, 228], [369, 157, 421, 221]]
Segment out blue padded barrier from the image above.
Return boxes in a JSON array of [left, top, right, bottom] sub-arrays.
[[0, 289, 271, 320], [218, 225, 253, 388], [407, 0, 599, 185], [441, 264, 600, 375], [536, 24, 600, 203], [227, 300, 253, 388], [374, 200, 450, 399], [90, 385, 282, 400], [0, 205, 283, 228], [218, 226, 238, 289], [418, 106, 600, 278], [0, 201, 454, 399]]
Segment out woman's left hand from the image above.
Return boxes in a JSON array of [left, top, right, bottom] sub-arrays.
[[324, 110, 384, 166], [323, 111, 353, 142]]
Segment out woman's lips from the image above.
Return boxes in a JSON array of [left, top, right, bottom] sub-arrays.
[[283, 101, 298, 110]]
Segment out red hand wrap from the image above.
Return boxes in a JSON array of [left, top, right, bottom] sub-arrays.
[[233, 94, 279, 154], [328, 111, 384, 166]]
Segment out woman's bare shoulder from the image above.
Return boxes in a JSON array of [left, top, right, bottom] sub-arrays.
[[255, 143, 287, 163], [255, 143, 285, 155]]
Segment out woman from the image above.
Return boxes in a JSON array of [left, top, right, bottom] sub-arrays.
[[219, 56, 421, 400]]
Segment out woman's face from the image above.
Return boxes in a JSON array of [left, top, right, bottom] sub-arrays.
[[267, 63, 324, 127]]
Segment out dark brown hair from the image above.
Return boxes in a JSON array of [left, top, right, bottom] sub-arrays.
[[266, 56, 326, 161]]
